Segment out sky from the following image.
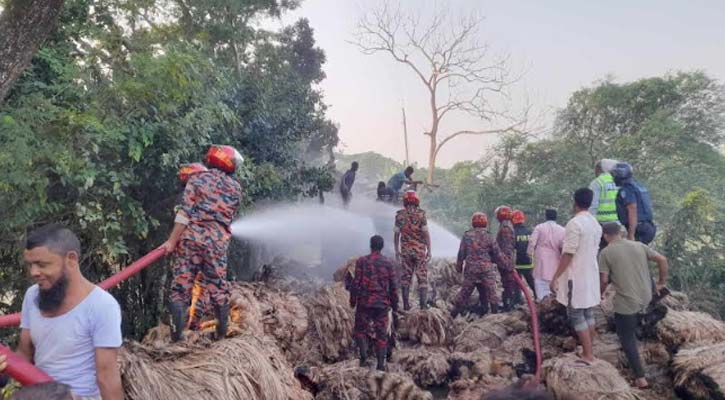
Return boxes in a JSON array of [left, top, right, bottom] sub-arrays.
[[270, 0, 725, 167]]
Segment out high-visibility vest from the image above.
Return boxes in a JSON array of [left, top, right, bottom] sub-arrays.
[[596, 173, 618, 222]]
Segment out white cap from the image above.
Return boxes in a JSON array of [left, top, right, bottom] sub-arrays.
[[599, 159, 618, 173]]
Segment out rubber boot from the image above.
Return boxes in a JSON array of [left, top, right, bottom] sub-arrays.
[[376, 347, 387, 371], [402, 287, 411, 311], [450, 306, 462, 319], [169, 302, 187, 342], [355, 337, 370, 367], [418, 288, 428, 310], [490, 303, 499, 314], [214, 303, 230, 341], [477, 300, 489, 316], [502, 290, 513, 312]]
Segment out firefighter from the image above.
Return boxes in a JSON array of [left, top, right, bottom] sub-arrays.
[[394, 191, 432, 310], [350, 235, 399, 371], [176, 163, 210, 331], [512, 210, 535, 303], [495, 206, 517, 311], [162, 145, 243, 342], [451, 212, 508, 317]]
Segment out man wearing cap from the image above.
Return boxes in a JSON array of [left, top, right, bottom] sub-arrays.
[[589, 159, 619, 249]]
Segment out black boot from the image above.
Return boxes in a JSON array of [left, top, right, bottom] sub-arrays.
[[450, 306, 462, 318], [418, 288, 428, 310], [169, 302, 187, 342], [502, 290, 513, 312], [477, 300, 489, 316], [355, 337, 370, 367], [214, 303, 230, 341], [402, 287, 411, 311], [376, 347, 387, 371], [513, 289, 522, 306], [490, 302, 499, 314]]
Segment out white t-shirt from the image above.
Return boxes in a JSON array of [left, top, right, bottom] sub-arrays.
[[556, 211, 602, 309], [20, 285, 122, 397]]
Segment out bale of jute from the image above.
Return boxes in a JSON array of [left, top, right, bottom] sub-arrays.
[[656, 309, 725, 349], [392, 347, 451, 387], [537, 296, 571, 336], [398, 308, 454, 346], [672, 342, 725, 400], [119, 336, 311, 400], [449, 350, 493, 381], [445, 375, 513, 400], [543, 354, 643, 400], [454, 311, 528, 352], [304, 283, 355, 362], [310, 359, 433, 400]]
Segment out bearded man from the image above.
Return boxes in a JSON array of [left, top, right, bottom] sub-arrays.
[[0, 224, 123, 400]]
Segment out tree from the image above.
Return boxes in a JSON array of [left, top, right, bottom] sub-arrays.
[[0, 0, 66, 103], [351, 1, 528, 183]]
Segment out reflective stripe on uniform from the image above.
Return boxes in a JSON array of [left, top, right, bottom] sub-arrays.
[[596, 173, 618, 222]]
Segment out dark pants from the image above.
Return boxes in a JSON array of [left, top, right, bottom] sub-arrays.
[[615, 313, 645, 378], [516, 268, 535, 298], [634, 221, 656, 245]]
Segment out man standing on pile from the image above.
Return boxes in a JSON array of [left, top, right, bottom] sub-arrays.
[[394, 190, 432, 310], [162, 145, 243, 342], [451, 212, 509, 317], [527, 209, 565, 300], [611, 162, 657, 245], [512, 210, 536, 302], [495, 206, 517, 311], [350, 235, 399, 371], [599, 222, 669, 388], [387, 166, 423, 201], [339, 161, 358, 207], [551, 188, 602, 365], [589, 159, 620, 249]]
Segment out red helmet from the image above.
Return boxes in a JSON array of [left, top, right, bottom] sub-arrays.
[[512, 210, 525, 225], [403, 190, 419, 207], [178, 163, 208, 183], [495, 206, 513, 222], [471, 212, 488, 228], [205, 145, 243, 173]]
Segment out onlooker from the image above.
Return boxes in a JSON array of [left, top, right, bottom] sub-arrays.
[[611, 162, 657, 244], [0, 224, 123, 400], [599, 222, 669, 389], [9, 382, 75, 400], [340, 161, 359, 206], [527, 209, 565, 300], [376, 181, 395, 203], [387, 166, 422, 200], [551, 188, 602, 365]]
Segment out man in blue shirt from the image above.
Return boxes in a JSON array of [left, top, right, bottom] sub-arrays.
[[611, 163, 657, 245], [0, 224, 123, 400], [387, 166, 422, 201]]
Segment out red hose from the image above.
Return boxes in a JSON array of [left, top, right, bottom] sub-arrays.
[[0, 345, 53, 386], [0, 247, 167, 329], [0, 247, 167, 387], [511, 270, 542, 385]]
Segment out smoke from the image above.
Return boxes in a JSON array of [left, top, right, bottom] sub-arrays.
[[230, 196, 460, 278]]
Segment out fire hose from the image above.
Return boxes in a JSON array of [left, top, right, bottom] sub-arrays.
[[0, 246, 167, 386], [510, 269, 543, 386]]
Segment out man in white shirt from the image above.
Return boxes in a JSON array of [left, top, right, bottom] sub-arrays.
[[551, 188, 602, 365]]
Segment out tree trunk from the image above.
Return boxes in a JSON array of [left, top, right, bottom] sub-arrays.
[[427, 135, 436, 185], [0, 0, 65, 104]]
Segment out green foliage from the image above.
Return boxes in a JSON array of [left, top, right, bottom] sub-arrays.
[[0, 0, 337, 341]]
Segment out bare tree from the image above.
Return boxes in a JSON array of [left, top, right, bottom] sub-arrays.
[[351, 2, 529, 183], [0, 0, 66, 104]]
